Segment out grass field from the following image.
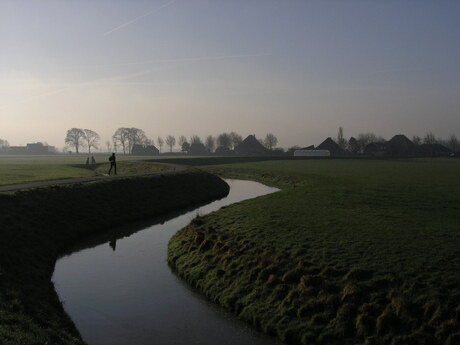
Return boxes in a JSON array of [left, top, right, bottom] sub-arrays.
[[0, 155, 167, 186], [169, 158, 460, 345]]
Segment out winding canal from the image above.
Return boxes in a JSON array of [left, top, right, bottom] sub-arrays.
[[53, 179, 283, 345]]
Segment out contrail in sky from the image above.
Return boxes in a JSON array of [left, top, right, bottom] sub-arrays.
[[103, 0, 178, 36], [95, 53, 272, 67]]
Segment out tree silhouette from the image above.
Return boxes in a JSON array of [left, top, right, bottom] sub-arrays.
[[181, 141, 190, 154], [229, 132, 243, 149], [82, 129, 100, 154], [336, 127, 347, 150], [217, 133, 232, 148], [112, 128, 130, 154], [423, 132, 437, 144], [190, 135, 202, 145], [178, 135, 187, 148], [65, 128, 85, 154], [205, 135, 216, 153], [263, 133, 278, 150], [165, 135, 176, 152], [157, 136, 164, 153]]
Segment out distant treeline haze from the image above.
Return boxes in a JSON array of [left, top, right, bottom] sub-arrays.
[[0, 127, 458, 154]]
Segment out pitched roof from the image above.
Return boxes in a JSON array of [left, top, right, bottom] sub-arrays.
[[234, 135, 269, 155], [316, 137, 345, 154], [385, 135, 416, 156]]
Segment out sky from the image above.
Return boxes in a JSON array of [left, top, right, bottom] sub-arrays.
[[1, 0, 459, 150]]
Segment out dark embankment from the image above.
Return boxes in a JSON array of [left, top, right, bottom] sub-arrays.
[[0, 171, 229, 345], [168, 159, 460, 345]]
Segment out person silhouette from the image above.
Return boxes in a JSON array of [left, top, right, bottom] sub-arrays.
[[108, 153, 117, 175], [91, 156, 96, 164]]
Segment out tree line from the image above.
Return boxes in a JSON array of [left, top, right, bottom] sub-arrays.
[[63, 127, 279, 154], [332, 127, 459, 154]]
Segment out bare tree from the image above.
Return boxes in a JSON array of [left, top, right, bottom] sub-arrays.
[[112, 128, 130, 154], [336, 127, 347, 150], [229, 131, 243, 149], [65, 128, 85, 154], [190, 135, 202, 145], [178, 135, 187, 148], [263, 133, 278, 150], [217, 133, 232, 148], [348, 137, 359, 154], [0, 138, 9, 152], [181, 141, 190, 154], [423, 132, 437, 145], [157, 136, 164, 153], [125, 128, 147, 153], [105, 140, 112, 153], [412, 136, 422, 145], [356, 132, 384, 153], [205, 135, 216, 153], [447, 134, 459, 152], [82, 129, 100, 154], [165, 135, 176, 152]]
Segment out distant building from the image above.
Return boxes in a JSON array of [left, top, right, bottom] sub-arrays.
[[364, 142, 386, 156], [385, 135, 417, 156], [315, 137, 346, 156], [234, 135, 269, 155], [6, 142, 54, 155], [26, 143, 50, 154], [417, 144, 452, 157], [215, 146, 232, 155], [294, 150, 330, 157], [131, 144, 159, 156]]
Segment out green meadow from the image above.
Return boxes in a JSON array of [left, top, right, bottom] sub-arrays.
[[0, 155, 166, 186], [169, 158, 460, 345]]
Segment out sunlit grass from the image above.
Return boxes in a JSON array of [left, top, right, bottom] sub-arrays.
[[169, 158, 460, 345], [0, 155, 168, 186]]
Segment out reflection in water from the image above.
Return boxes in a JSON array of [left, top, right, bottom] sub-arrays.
[[53, 180, 282, 345], [109, 239, 116, 251]]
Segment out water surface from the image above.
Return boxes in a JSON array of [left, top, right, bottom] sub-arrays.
[[53, 179, 282, 345]]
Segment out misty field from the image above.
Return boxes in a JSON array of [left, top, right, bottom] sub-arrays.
[[0, 155, 167, 186], [169, 158, 460, 345]]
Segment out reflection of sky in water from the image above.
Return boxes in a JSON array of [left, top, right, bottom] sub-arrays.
[[53, 180, 282, 345]]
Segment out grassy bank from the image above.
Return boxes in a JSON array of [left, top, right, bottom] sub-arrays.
[[168, 159, 460, 345], [0, 155, 166, 186], [0, 171, 229, 344]]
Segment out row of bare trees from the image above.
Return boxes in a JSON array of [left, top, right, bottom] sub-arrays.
[[64, 128, 101, 154], [333, 127, 459, 153], [64, 127, 279, 154]]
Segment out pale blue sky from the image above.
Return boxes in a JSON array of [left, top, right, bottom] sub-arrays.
[[1, 0, 459, 149]]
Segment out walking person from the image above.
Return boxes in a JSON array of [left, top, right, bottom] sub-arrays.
[[108, 153, 117, 175]]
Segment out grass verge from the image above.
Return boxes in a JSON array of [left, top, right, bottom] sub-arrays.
[[0, 171, 229, 344], [168, 159, 460, 345]]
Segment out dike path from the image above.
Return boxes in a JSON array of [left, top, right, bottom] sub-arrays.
[[0, 163, 187, 193]]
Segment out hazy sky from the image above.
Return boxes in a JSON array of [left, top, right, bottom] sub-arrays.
[[1, 0, 459, 149]]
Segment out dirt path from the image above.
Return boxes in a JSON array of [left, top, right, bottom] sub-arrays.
[[0, 163, 188, 193]]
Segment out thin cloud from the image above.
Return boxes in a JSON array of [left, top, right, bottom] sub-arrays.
[[83, 53, 272, 68], [103, 0, 178, 36]]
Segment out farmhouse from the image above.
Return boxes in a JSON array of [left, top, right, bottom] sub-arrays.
[[418, 143, 452, 157], [234, 135, 269, 155], [385, 134, 417, 156], [131, 144, 159, 156], [7, 142, 55, 155], [315, 137, 346, 156]]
